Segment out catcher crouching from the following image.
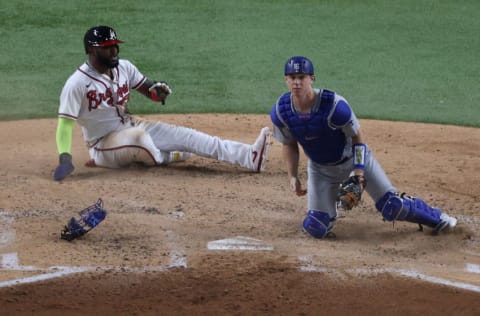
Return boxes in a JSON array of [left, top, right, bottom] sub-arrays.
[[270, 56, 457, 239]]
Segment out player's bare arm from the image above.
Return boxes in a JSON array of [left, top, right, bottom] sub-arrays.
[[282, 142, 306, 196]]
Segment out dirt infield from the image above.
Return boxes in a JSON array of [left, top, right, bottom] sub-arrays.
[[0, 114, 479, 315]]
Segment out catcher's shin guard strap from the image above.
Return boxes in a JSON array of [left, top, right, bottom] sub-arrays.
[[352, 143, 366, 170], [303, 210, 335, 239], [375, 192, 442, 228]]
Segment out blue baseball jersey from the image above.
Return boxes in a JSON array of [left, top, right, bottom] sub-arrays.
[[270, 88, 360, 165]]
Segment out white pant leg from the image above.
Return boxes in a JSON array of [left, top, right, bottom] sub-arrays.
[[134, 117, 255, 169], [89, 126, 170, 168]]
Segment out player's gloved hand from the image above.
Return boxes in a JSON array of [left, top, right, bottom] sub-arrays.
[[149, 81, 172, 105], [337, 175, 366, 210], [53, 153, 74, 181], [290, 177, 307, 196]]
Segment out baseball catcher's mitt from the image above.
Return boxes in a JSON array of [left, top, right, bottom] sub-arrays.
[[61, 198, 107, 241], [337, 175, 367, 211]]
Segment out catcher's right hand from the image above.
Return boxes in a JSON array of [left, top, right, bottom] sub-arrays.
[[337, 175, 366, 210], [290, 177, 307, 196]]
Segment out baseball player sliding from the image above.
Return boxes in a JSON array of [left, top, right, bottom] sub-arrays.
[[270, 56, 457, 238], [53, 25, 271, 181]]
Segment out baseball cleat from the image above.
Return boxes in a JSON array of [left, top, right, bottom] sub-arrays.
[[434, 213, 457, 233], [168, 151, 192, 163], [251, 127, 272, 172]]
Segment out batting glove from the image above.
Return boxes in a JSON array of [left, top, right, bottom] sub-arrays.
[[53, 153, 74, 181], [149, 81, 172, 104]]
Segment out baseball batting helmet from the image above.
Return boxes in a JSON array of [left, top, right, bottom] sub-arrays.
[[84, 25, 124, 54], [284, 56, 314, 75]]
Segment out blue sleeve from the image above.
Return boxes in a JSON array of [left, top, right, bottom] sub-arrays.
[[330, 100, 352, 128]]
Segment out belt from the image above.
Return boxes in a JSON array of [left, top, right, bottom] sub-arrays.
[[321, 156, 351, 166]]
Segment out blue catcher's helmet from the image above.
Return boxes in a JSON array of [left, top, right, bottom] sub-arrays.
[[284, 56, 314, 75]]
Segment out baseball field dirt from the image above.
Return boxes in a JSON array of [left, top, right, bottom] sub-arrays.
[[0, 114, 479, 315]]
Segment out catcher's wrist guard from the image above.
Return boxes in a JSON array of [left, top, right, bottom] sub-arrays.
[[61, 198, 107, 241], [337, 175, 367, 211], [352, 143, 367, 170]]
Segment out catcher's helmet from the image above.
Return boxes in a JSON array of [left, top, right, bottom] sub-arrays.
[[84, 25, 123, 54], [284, 56, 314, 75]]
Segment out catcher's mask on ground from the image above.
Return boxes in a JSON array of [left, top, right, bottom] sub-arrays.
[[84, 25, 123, 54]]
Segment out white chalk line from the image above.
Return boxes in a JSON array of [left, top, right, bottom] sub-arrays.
[[397, 269, 480, 293], [466, 263, 480, 274], [297, 256, 480, 293], [0, 252, 188, 289], [457, 215, 480, 225], [0, 267, 89, 288], [1, 209, 480, 292], [0, 209, 189, 288], [165, 229, 188, 269], [0, 211, 15, 248]]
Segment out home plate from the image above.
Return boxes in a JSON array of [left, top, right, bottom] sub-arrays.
[[207, 236, 273, 251]]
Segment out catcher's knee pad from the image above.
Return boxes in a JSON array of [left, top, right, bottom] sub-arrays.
[[375, 192, 442, 228], [302, 210, 336, 239]]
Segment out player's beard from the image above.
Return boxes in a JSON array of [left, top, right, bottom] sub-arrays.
[[97, 54, 119, 69]]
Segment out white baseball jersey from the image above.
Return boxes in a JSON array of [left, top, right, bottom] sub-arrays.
[[57, 59, 270, 171], [58, 59, 146, 143]]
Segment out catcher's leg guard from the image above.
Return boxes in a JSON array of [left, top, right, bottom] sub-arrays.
[[375, 192, 456, 231], [302, 210, 336, 239]]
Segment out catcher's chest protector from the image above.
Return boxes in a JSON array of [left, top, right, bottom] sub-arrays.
[[274, 90, 346, 164]]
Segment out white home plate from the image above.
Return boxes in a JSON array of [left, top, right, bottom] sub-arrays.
[[207, 236, 273, 251]]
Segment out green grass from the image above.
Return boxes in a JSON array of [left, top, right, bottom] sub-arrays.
[[0, 0, 478, 127]]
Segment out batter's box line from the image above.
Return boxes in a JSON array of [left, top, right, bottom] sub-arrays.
[[0, 252, 187, 289], [296, 256, 480, 293], [457, 215, 480, 225]]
